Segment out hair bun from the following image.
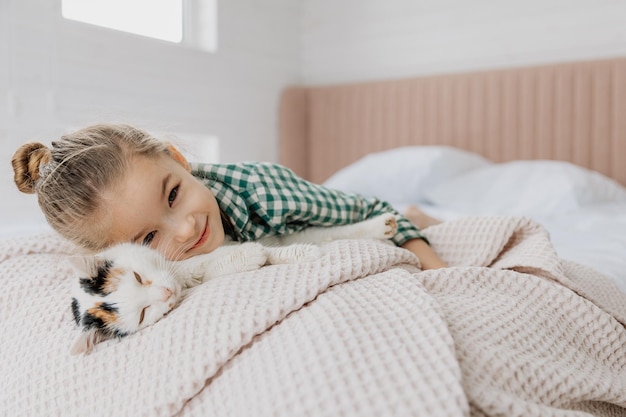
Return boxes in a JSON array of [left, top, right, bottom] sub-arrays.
[[12, 142, 52, 194]]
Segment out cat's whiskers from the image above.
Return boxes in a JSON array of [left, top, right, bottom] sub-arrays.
[[154, 232, 185, 278], [155, 235, 175, 275]]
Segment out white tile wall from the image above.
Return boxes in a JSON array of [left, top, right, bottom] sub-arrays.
[[301, 0, 626, 84]]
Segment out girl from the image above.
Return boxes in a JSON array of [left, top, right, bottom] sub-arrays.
[[11, 123, 447, 269]]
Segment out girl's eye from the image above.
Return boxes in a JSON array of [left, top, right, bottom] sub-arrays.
[[142, 231, 156, 246], [168, 186, 179, 207], [139, 306, 148, 325], [134, 272, 143, 284]]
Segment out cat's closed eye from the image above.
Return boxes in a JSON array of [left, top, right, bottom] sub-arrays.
[[139, 306, 148, 324], [134, 272, 143, 284]]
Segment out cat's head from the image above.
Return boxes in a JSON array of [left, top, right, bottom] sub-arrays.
[[69, 243, 182, 355]]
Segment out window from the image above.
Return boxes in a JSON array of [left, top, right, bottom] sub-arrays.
[[61, 0, 217, 52]]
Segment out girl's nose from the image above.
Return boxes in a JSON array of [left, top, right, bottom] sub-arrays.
[[172, 215, 196, 243]]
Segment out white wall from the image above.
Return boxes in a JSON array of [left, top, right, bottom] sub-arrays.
[[301, 0, 626, 84], [1, 0, 301, 232]]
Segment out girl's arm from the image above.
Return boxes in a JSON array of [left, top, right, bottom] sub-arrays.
[[256, 163, 446, 269], [401, 238, 447, 270], [193, 162, 447, 268]]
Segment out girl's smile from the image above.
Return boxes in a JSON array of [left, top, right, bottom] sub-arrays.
[[190, 217, 210, 251]]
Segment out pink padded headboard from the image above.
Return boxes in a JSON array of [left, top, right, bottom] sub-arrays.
[[279, 57, 626, 186]]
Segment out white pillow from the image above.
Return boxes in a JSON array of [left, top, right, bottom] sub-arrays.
[[423, 160, 626, 218], [323, 146, 491, 204]]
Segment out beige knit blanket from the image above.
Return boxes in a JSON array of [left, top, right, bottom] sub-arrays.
[[1, 217, 625, 417]]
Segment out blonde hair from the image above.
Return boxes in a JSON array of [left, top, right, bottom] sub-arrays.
[[11, 124, 169, 250]]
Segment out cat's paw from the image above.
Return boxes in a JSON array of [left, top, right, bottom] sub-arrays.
[[368, 213, 398, 239], [195, 243, 268, 278], [233, 242, 268, 272], [183, 274, 203, 288], [265, 244, 322, 264]]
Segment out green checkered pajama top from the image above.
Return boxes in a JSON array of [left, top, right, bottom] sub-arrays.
[[191, 162, 427, 246]]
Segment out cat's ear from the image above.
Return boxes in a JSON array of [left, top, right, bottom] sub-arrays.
[[70, 328, 113, 355], [67, 255, 104, 276]]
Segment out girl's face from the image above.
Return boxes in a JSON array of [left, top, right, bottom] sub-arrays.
[[100, 154, 225, 260]]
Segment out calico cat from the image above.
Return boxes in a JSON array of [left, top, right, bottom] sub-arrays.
[[69, 213, 398, 354]]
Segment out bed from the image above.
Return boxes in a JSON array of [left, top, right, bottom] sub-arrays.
[[279, 56, 626, 294], [2, 57, 626, 417]]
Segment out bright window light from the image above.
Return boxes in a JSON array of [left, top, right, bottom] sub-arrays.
[[62, 0, 183, 43]]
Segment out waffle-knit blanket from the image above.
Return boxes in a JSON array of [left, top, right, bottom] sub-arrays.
[[1, 216, 625, 417]]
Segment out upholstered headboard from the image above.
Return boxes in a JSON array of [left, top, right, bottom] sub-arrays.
[[279, 57, 626, 186]]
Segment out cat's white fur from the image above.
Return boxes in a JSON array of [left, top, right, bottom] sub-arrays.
[[70, 213, 398, 354]]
